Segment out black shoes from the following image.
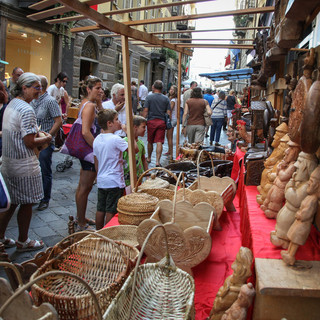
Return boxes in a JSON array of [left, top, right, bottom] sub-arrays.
[[37, 201, 49, 211]]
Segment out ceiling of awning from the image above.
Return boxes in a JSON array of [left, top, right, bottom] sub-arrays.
[[199, 68, 253, 81]]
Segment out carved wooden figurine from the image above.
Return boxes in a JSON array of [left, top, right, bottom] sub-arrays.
[[236, 120, 251, 145], [281, 166, 320, 265], [209, 247, 253, 320], [256, 123, 289, 205], [221, 283, 255, 320], [270, 152, 318, 249], [261, 140, 300, 218], [288, 48, 314, 143]]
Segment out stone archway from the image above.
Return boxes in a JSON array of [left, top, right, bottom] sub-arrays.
[[80, 35, 99, 81]]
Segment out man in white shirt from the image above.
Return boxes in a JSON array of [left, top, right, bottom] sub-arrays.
[[138, 80, 148, 107], [102, 83, 128, 137]]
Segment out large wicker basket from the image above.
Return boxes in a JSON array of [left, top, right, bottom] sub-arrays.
[[97, 225, 139, 247], [31, 232, 139, 320], [103, 225, 195, 320], [134, 167, 178, 201]]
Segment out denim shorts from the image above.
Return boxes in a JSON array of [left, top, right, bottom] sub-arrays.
[[97, 187, 124, 213], [79, 159, 96, 172]]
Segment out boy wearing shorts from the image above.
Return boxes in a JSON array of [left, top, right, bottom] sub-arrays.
[[123, 115, 148, 187], [93, 109, 138, 229]]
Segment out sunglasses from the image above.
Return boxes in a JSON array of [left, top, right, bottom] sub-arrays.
[[32, 86, 42, 90], [62, 80, 68, 83]]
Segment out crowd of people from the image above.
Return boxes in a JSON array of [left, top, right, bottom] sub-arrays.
[[0, 67, 242, 251]]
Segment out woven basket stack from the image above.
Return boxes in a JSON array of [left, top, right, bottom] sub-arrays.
[[117, 193, 159, 226]]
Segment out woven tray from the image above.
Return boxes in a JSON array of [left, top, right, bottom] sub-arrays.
[[117, 192, 159, 213], [96, 225, 139, 247]]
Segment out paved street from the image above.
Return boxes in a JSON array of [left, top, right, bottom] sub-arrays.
[[1, 127, 228, 269]]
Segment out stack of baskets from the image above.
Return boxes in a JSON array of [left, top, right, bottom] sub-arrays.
[[117, 192, 159, 226]]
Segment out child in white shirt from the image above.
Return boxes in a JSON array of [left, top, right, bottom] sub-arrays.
[[93, 109, 138, 229]]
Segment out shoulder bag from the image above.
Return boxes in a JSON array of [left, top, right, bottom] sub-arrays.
[[60, 102, 95, 163]]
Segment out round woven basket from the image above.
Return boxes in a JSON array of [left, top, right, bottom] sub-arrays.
[[118, 208, 153, 226], [96, 225, 139, 247], [117, 193, 159, 213]]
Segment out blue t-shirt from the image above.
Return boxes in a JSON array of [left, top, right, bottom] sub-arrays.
[[204, 93, 214, 107]]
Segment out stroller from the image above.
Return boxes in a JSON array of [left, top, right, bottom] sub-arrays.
[[56, 123, 74, 172]]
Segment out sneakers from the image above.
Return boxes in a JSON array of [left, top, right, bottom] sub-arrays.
[[37, 201, 49, 211]]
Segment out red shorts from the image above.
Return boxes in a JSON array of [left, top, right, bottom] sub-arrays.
[[147, 118, 166, 144]]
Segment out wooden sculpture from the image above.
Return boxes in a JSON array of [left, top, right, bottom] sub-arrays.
[[236, 120, 251, 146], [261, 140, 301, 218], [221, 283, 255, 320], [281, 166, 320, 265], [209, 247, 253, 320], [300, 68, 320, 153], [283, 75, 298, 117], [256, 124, 289, 205], [288, 48, 314, 143], [270, 152, 318, 249]]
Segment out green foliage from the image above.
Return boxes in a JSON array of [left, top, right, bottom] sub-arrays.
[[233, 15, 250, 27], [161, 48, 178, 61]]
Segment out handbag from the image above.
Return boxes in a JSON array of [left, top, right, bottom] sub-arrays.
[[165, 113, 173, 129], [0, 172, 11, 212], [204, 109, 213, 126], [60, 102, 95, 163]]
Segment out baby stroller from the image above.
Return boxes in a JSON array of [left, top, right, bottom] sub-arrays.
[[56, 123, 74, 172]]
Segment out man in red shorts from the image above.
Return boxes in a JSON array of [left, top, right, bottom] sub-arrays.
[[142, 80, 171, 166]]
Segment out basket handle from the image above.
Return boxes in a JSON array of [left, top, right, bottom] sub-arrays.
[[128, 224, 170, 319], [47, 231, 130, 270], [134, 167, 181, 191], [171, 171, 185, 224], [0, 270, 103, 320], [0, 261, 24, 287], [197, 149, 215, 190]]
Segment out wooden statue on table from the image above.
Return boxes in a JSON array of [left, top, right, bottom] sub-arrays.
[[209, 247, 253, 320], [270, 152, 318, 249], [288, 48, 314, 144], [261, 140, 300, 218], [236, 120, 251, 146], [281, 166, 320, 265], [221, 283, 255, 320], [256, 123, 289, 205]]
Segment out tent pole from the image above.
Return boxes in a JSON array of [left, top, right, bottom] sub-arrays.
[[176, 52, 182, 159], [121, 35, 137, 188]]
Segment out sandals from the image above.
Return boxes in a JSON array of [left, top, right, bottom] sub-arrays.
[[16, 238, 44, 252], [0, 237, 16, 248], [75, 218, 96, 226], [75, 223, 96, 232], [146, 158, 151, 163]]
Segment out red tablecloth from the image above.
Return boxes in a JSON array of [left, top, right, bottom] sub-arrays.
[[104, 198, 242, 320], [231, 147, 246, 183]]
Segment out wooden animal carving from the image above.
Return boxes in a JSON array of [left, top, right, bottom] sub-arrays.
[[281, 166, 320, 265], [300, 69, 320, 153], [288, 48, 314, 143], [210, 247, 253, 320], [236, 120, 251, 145], [221, 283, 255, 320]]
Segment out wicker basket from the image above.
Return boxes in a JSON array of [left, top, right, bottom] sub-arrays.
[[117, 192, 159, 213], [134, 167, 179, 201], [96, 225, 139, 247], [118, 208, 153, 226], [103, 225, 195, 320], [30, 232, 138, 320]]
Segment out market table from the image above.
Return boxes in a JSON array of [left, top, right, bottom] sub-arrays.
[[104, 196, 242, 320]]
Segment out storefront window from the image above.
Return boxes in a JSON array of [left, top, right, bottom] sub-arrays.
[[5, 22, 53, 80]]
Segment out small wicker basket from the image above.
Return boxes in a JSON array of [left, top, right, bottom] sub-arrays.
[[97, 225, 139, 247], [117, 192, 159, 213], [103, 225, 195, 320], [31, 232, 138, 320]]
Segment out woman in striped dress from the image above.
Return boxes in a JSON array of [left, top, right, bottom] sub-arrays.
[[0, 72, 52, 252]]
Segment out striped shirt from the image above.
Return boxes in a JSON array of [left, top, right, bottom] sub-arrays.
[[211, 97, 227, 119], [31, 92, 61, 143], [1, 98, 43, 204]]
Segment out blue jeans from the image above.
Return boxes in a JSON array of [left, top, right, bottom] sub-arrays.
[[210, 118, 224, 143], [39, 144, 55, 202]]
